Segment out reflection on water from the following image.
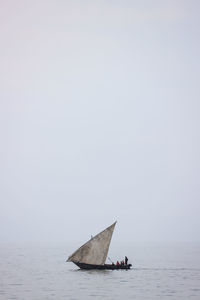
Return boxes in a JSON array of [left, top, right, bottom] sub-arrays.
[[0, 243, 200, 299]]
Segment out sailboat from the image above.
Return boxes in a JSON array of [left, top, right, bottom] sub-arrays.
[[67, 221, 132, 270]]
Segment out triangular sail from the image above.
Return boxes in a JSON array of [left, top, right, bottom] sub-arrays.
[[67, 222, 116, 265]]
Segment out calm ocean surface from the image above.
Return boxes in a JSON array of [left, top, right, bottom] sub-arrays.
[[0, 243, 200, 300]]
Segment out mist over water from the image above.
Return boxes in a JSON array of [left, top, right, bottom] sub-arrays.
[[1, 243, 200, 300], [1, 1, 200, 299], [1, 0, 200, 246]]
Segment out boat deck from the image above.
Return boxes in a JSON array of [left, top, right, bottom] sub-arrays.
[[74, 262, 132, 270]]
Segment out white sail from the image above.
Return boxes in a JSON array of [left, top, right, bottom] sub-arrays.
[[67, 222, 116, 265]]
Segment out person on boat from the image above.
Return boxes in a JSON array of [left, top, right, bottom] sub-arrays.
[[116, 261, 120, 266], [125, 256, 128, 265], [121, 260, 124, 266]]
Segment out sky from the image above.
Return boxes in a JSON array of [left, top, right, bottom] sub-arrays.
[[0, 0, 200, 245]]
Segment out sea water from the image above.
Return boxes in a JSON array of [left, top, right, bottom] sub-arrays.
[[0, 243, 200, 300]]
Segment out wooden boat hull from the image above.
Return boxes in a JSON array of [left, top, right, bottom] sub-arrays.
[[74, 262, 132, 270]]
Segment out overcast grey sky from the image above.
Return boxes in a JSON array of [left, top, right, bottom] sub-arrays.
[[0, 0, 200, 244]]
